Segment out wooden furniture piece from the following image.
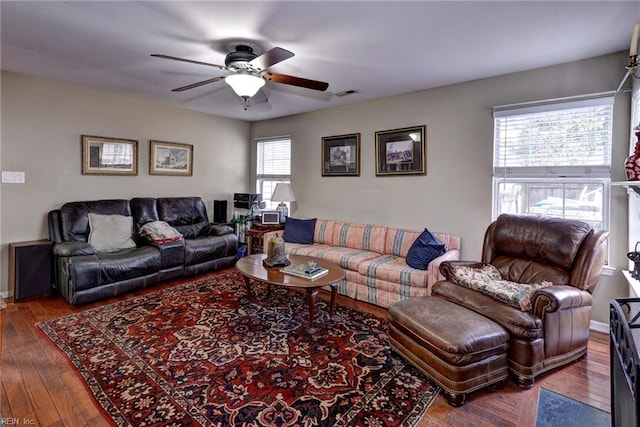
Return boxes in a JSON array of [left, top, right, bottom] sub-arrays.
[[235, 254, 345, 330], [9, 239, 54, 301], [246, 223, 284, 255], [610, 298, 640, 427]]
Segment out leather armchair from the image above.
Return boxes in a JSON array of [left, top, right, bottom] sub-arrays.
[[432, 213, 609, 387]]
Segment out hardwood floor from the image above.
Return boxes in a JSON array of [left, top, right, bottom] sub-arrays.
[[1, 271, 611, 426]]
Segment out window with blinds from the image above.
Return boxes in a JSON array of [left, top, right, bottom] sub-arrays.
[[492, 93, 614, 230], [256, 136, 291, 209]]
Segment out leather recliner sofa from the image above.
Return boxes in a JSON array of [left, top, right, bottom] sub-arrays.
[[48, 197, 237, 305]]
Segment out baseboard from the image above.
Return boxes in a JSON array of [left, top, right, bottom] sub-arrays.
[[0, 290, 9, 299], [590, 320, 609, 334]]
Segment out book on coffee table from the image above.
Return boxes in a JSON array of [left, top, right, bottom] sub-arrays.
[[280, 263, 329, 280]]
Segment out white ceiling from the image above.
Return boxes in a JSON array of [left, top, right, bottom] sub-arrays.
[[2, 1, 639, 122]]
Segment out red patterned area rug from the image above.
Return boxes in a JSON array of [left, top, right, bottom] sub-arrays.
[[37, 270, 439, 426]]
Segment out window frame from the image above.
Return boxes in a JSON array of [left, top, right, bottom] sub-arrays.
[[255, 136, 292, 210], [491, 92, 614, 230]]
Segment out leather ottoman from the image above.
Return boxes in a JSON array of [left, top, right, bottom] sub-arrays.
[[388, 296, 509, 406]]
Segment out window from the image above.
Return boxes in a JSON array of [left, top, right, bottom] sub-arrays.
[[493, 93, 614, 230], [256, 136, 291, 209]]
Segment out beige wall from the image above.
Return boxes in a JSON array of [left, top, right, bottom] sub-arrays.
[[250, 52, 631, 324], [0, 71, 251, 296]]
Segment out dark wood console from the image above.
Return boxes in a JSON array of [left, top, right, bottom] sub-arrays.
[[610, 298, 640, 426]]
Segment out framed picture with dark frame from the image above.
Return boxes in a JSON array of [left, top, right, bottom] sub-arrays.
[[149, 140, 193, 176], [375, 125, 426, 176], [81, 135, 138, 175], [322, 133, 361, 176]]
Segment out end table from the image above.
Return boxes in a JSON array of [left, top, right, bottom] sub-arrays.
[[246, 224, 284, 255]]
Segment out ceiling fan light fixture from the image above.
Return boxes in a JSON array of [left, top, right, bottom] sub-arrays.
[[225, 74, 265, 98]]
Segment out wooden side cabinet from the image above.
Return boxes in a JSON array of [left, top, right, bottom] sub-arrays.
[[246, 224, 284, 255], [9, 239, 54, 301]]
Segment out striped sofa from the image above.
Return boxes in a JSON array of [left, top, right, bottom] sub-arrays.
[[262, 220, 461, 308]]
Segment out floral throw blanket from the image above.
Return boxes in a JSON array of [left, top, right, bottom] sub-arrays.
[[450, 264, 551, 311]]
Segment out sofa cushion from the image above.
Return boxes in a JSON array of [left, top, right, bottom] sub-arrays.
[[88, 213, 136, 252], [358, 255, 429, 289], [406, 228, 446, 270], [331, 222, 387, 253], [450, 264, 552, 311], [61, 199, 131, 242], [289, 246, 380, 271], [283, 217, 317, 244], [314, 219, 335, 245]]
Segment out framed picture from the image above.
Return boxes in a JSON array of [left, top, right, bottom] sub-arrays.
[[81, 135, 138, 175], [149, 140, 193, 176], [375, 125, 426, 176], [322, 133, 360, 176]]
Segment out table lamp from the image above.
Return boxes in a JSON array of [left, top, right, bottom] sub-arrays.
[[271, 183, 295, 223]]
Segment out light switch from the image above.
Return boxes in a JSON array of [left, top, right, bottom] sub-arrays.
[[2, 171, 26, 184]]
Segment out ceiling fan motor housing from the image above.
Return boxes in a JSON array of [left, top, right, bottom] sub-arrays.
[[225, 45, 258, 70]]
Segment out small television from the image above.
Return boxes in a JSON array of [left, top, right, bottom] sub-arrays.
[[261, 211, 281, 225]]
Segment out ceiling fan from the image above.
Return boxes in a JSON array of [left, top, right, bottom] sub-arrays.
[[151, 45, 329, 108]]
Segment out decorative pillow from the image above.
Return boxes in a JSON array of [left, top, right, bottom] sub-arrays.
[[140, 221, 184, 243], [283, 217, 317, 244], [88, 213, 136, 252], [450, 264, 552, 311], [406, 228, 446, 269]]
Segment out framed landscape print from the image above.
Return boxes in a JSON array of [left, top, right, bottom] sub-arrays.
[[149, 140, 193, 176], [81, 135, 138, 175], [375, 125, 426, 176], [322, 133, 360, 176]]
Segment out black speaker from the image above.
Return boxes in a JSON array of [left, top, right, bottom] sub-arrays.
[[213, 200, 227, 223], [9, 240, 53, 301]]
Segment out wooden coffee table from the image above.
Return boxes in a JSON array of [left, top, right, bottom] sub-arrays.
[[235, 254, 346, 330]]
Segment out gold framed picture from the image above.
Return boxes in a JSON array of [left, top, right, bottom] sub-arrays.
[[375, 125, 426, 176], [149, 140, 193, 176], [81, 135, 138, 175], [321, 133, 360, 176]]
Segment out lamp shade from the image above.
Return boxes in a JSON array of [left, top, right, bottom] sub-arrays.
[[225, 74, 266, 97], [271, 183, 296, 202]]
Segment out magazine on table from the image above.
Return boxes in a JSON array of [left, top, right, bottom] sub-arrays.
[[280, 263, 329, 280]]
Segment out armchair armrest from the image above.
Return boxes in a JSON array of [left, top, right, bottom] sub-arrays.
[[531, 285, 593, 317], [438, 260, 484, 282], [203, 224, 235, 236], [53, 241, 96, 257], [425, 250, 462, 294]]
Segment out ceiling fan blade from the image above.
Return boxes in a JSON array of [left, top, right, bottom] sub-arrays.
[[171, 76, 225, 92], [250, 47, 294, 70], [151, 54, 226, 70], [252, 88, 269, 104], [262, 72, 329, 91]]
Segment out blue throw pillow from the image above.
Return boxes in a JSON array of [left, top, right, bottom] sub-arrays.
[[406, 228, 446, 270], [283, 217, 317, 244]]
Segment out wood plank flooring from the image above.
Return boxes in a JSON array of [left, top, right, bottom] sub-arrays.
[[1, 271, 611, 426]]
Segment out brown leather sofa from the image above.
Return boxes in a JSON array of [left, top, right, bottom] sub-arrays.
[[389, 213, 608, 405]]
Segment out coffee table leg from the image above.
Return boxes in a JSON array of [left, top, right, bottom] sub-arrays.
[[329, 283, 337, 318], [244, 277, 252, 298], [307, 289, 319, 330]]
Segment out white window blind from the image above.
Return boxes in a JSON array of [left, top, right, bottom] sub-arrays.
[[493, 92, 614, 178], [492, 93, 614, 230], [256, 136, 291, 209]]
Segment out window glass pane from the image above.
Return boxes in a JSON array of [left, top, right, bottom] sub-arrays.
[[496, 180, 604, 229], [256, 136, 291, 209]]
